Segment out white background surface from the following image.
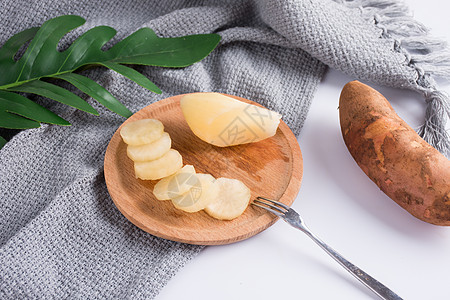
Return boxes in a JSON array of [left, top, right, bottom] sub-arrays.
[[158, 1, 450, 299]]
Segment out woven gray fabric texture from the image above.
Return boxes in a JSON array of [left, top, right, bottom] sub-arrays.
[[0, 1, 325, 299], [0, 0, 448, 299]]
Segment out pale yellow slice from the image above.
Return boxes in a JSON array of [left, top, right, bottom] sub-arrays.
[[134, 149, 182, 180], [127, 132, 171, 162], [120, 119, 164, 145], [171, 174, 218, 213], [180, 92, 281, 147], [204, 178, 251, 220], [153, 165, 196, 200]]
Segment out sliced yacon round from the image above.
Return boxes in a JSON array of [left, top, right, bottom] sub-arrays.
[[120, 118, 164, 145], [171, 173, 218, 213], [204, 177, 251, 220], [134, 149, 182, 180], [153, 165, 196, 200], [127, 132, 172, 161]]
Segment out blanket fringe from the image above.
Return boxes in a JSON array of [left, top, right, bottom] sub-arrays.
[[411, 52, 450, 78], [401, 36, 447, 53], [337, 0, 450, 156], [417, 90, 450, 154]]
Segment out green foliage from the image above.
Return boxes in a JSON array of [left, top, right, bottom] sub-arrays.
[[0, 136, 6, 148], [0, 15, 221, 148]]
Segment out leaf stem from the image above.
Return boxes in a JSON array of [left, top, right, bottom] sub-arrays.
[[1, 70, 76, 90]]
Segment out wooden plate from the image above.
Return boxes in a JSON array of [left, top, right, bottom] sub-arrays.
[[104, 94, 303, 245]]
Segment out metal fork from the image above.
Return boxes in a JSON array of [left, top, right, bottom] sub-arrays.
[[253, 197, 403, 300]]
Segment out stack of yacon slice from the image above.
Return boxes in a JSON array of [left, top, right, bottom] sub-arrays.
[[120, 118, 251, 220], [120, 119, 182, 180]]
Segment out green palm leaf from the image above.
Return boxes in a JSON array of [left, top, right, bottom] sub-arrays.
[[54, 73, 132, 118], [0, 90, 70, 126], [100, 62, 162, 95], [0, 14, 221, 148], [7, 80, 99, 115]]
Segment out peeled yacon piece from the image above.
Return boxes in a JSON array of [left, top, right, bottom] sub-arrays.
[[339, 80, 450, 226], [180, 92, 281, 147], [134, 149, 183, 180]]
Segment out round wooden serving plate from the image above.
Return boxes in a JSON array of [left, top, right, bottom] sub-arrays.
[[104, 94, 303, 245]]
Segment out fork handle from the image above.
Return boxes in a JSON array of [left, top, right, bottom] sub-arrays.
[[301, 228, 402, 300]]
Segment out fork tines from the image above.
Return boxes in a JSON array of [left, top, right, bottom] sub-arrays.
[[252, 196, 289, 217]]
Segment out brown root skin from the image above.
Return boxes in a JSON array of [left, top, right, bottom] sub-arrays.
[[339, 81, 450, 226]]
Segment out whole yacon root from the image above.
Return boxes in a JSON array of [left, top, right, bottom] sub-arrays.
[[339, 81, 450, 226]]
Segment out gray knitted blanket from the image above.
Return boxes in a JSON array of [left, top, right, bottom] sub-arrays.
[[1, 0, 449, 299]]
